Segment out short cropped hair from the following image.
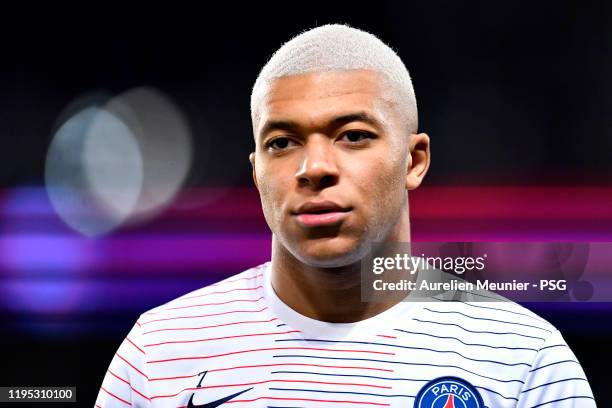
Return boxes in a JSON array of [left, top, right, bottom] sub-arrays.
[[250, 24, 418, 134]]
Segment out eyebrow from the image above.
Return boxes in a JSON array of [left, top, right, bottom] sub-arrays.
[[259, 111, 383, 139]]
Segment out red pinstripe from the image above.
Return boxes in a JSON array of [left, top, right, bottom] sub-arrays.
[[151, 378, 392, 400], [100, 386, 131, 406], [140, 306, 268, 326], [147, 346, 395, 364], [126, 337, 145, 355], [107, 370, 149, 401], [184, 395, 390, 406], [116, 353, 148, 380], [172, 285, 264, 304], [142, 317, 278, 335], [145, 292, 265, 315], [209, 362, 395, 373], [143, 330, 301, 347], [149, 362, 393, 382], [208, 273, 264, 288]]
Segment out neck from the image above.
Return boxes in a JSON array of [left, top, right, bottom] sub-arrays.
[[270, 209, 412, 323]]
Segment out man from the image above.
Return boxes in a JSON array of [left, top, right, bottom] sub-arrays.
[[96, 24, 596, 407]]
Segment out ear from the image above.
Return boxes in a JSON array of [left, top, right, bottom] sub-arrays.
[[406, 132, 430, 190], [249, 152, 259, 190]]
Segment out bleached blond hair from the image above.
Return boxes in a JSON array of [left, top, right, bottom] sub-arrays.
[[250, 24, 418, 133]]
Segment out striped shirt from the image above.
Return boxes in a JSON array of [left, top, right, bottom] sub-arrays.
[[95, 261, 596, 407]]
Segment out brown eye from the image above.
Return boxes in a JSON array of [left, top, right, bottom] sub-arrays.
[[341, 130, 374, 143], [266, 137, 296, 151]]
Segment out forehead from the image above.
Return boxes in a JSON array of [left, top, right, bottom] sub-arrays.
[[256, 70, 393, 135]]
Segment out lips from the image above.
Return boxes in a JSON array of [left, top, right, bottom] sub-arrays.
[[292, 200, 352, 227]]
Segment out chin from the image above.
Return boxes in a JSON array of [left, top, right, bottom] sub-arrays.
[[294, 236, 368, 268]]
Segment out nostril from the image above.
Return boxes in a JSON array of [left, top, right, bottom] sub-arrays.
[[296, 173, 338, 189], [319, 174, 337, 188]]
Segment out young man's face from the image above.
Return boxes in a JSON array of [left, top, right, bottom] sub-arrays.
[[250, 70, 429, 267]]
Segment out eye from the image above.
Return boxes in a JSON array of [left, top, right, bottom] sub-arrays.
[[340, 130, 375, 143], [266, 137, 297, 151]]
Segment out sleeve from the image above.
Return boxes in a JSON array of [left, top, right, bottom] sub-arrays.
[[94, 318, 151, 408], [516, 329, 597, 408]]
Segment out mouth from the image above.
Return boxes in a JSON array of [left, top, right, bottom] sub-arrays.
[[292, 200, 352, 228]]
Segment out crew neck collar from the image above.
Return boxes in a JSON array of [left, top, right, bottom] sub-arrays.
[[261, 261, 423, 339]]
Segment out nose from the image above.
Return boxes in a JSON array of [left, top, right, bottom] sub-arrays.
[[294, 135, 339, 190]]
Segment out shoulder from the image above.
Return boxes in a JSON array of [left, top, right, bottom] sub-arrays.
[[417, 298, 557, 347], [135, 261, 270, 325], [414, 268, 556, 338]]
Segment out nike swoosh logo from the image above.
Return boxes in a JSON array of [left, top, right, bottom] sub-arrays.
[[187, 386, 253, 408]]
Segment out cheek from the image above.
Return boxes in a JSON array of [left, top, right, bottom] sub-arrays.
[[256, 164, 290, 226], [358, 154, 406, 213]]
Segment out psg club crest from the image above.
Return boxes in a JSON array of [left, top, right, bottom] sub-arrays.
[[414, 376, 484, 408]]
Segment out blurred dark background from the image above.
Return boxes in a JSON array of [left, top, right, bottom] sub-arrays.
[[0, 1, 610, 406], [1, 1, 611, 188]]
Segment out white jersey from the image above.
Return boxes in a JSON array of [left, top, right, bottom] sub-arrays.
[[96, 261, 596, 407]]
